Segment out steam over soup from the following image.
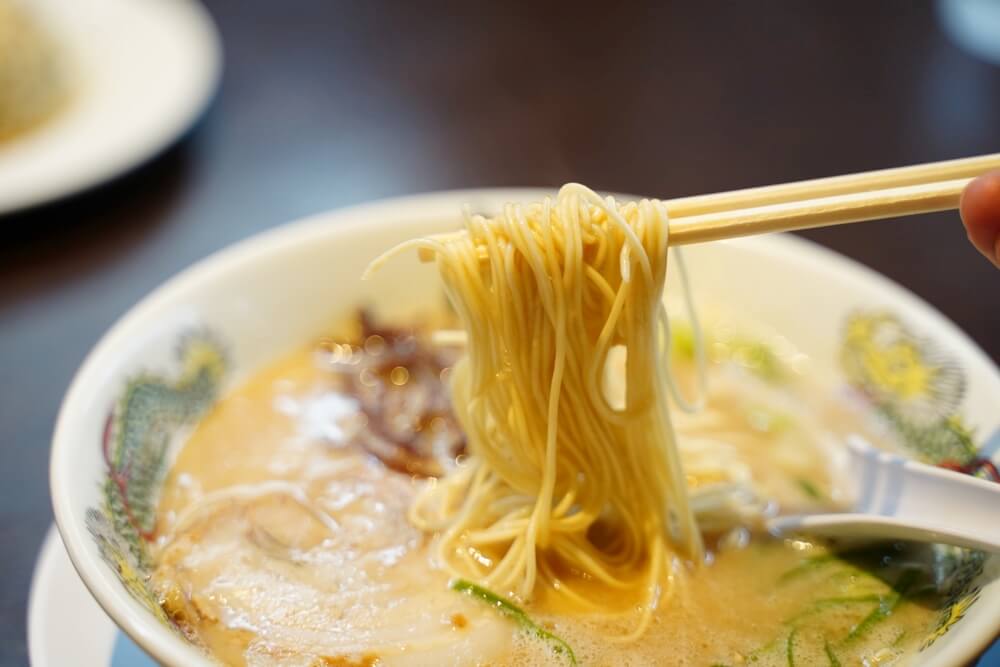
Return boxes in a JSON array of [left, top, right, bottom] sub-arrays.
[[150, 312, 961, 666]]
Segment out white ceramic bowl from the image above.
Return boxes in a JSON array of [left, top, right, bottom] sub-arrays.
[[50, 189, 1000, 666]]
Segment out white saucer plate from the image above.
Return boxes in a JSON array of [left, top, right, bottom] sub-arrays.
[[28, 526, 156, 667]]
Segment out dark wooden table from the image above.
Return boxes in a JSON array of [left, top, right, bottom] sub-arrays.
[[2, 1, 998, 664]]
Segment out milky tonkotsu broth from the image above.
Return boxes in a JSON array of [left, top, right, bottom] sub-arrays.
[[150, 314, 952, 667]]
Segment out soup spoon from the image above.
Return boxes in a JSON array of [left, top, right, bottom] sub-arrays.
[[768, 436, 1000, 553]]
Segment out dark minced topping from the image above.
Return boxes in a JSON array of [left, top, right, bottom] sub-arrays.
[[318, 310, 465, 477]]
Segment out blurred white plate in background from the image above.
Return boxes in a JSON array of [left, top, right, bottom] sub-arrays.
[[0, 0, 221, 216]]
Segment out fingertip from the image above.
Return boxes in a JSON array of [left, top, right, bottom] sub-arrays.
[[960, 168, 1000, 265]]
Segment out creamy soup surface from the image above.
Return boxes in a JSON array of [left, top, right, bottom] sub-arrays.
[[151, 313, 955, 667]]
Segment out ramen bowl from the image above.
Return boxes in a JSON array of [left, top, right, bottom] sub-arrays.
[[50, 189, 1000, 666]]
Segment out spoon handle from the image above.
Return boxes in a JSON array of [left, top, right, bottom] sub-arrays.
[[769, 437, 1000, 553]]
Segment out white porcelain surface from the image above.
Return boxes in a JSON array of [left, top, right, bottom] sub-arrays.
[[770, 437, 1000, 552], [28, 526, 157, 667], [0, 0, 221, 214], [49, 189, 1000, 666], [29, 527, 117, 666]]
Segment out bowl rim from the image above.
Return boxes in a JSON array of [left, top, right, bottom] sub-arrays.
[[50, 187, 1000, 666]]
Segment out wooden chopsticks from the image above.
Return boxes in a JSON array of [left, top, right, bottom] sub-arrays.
[[415, 154, 1000, 261], [665, 153, 1000, 245], [664, 153, 1000, 216]]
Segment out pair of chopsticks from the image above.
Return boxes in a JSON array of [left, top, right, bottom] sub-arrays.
[[424, 154, 1000, 347], [665, 153, 1000, 245], [416, 154, 1000, 262]]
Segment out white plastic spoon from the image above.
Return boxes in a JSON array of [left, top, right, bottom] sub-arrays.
[[768, 436, 1000, 553]]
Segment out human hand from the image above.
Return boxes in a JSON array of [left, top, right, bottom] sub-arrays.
[[959, 168, 1000, 268]]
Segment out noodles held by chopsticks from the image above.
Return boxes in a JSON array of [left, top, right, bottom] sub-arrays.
[[367, 184, 754, 638]]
